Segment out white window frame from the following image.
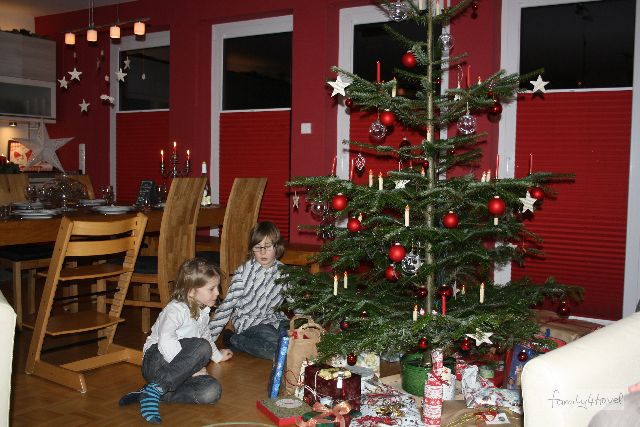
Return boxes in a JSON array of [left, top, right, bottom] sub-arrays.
[[499, 0, 640, 317], [211, 15, 292, 205], [108, 31, 170, 191]]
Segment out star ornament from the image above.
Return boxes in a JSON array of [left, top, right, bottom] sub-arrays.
[[115, 68, 128, 82], [530, 75, 549, 93], [123, 56, 131, 70], [79, 99, 90, 113], [58, 76, 69, 89], [519, 191, 537, 213], [328, 75, 351, 97], [465, 329, 493, 346], [393, 179, 411, 189], [68, 67, 82, 81], [292, 191, 300, 209], [14, 121, 73, 172]]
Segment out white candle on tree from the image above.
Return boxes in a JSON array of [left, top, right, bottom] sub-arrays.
[[378, 173, 383, 191], [343, 271, 348, 289], [405, 205, 410, 227], [333, 275, 338, 296], [480, 282, 485, 304], [369, 169, 373, 187], [413, 305, 418, 321]]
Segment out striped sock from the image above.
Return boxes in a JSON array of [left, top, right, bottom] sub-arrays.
[[139, 382, 163, 424]]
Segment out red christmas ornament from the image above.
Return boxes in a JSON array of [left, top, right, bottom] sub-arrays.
[[360, 310, 369, 318], [421, 158, 430, 169], [460, 337, 472, 351], [402, 51, 417, 69], [487, 90, 495, 98], [399, 137, 411, 148], [471, 1, 479, 11], [345, 98, 353, 108], [434, 77, 442, 85], [487, 196, 506, 216], [529, 187, 544, 200], [385, 264, 399, 282], [442, 211, 459, 229], [331, 193, 348, 211], [388, 243, 407, 263], [347, 217, 362, 233], [557, 300, 571, 318], [346, 353, 357, 366], [380, 110, 395, 127], [415, 287, 429, 298], [418, 337, 428, 350], [340, 320, 350, 330], [517, 349, 529, 362], [437, 284, 453, 300], [489, 99, 503, 115]]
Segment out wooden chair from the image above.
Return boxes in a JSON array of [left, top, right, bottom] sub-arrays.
[[115, 177, 206, 333], [67, 174, 95, 199], [24, 213, 148, 393], [0, 174, 52, 329], [196, 178, 267, 297]]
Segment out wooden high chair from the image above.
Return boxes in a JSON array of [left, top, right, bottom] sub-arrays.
[[24, 213, 148, 393]]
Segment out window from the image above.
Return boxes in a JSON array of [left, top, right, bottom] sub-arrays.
[[118, 46, 170, 111], [222, 32, 292, 110], [519, 0, 635, 89]]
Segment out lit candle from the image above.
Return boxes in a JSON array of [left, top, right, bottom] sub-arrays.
[[480, 282, 485, 304], [349, 158, 354, 181], [495, 154, 499, 179], [436, 0, 441, 15], [391, 77, 397, 97], [462, 284, 466, 295], [529, 153, 533, 175], [486, 170, 491, 181], [481, 171, 486, 182], [418, 0, 426, 10], [173, 141, 177, 154], [413, 305, 418, 321], [376, 60, 381, 83], [378, 172, 383, 191], [333, 274, 338, 296], [160, 149, 164, 163], [343, 271, 348, 289], [405, 205, 410, 227], [368, 169, 373, 187], [186, 149, 190, 160]]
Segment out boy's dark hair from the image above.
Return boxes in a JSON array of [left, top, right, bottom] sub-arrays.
[[171, 257, 222, 319], [247, 221, 284, 260]]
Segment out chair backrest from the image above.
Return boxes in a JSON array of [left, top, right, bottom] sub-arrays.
[[68, 174, 95, 199], [156, 177, 206, 305], [219, 178, 267, 296], [0, 174, 29, 205]]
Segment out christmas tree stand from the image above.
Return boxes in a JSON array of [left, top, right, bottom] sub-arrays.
[[400, 353, 432, 396]]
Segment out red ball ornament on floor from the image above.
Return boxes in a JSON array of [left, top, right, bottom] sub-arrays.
[[442, 211, 459, 229], [489, 100, 503, 115], [331, 193, 348, 211], [385, 264, 399, 282], [347, 217, 362, 233], [345, 98, 353, 108], [418, 337, 428, 350], [340, 320, 350, 331], [415, 287, 429, 298], [529, 187, 544, 200], [487, 196, 506, 216], [388, 243, 407, 263], [346, 353, 357, 366], [460, 337, 472, 351], [517, 349, 529, 362], [380, 110, 395, 127], [437, 284, 453, 300], [557, 300, 571, 318], [402, 51, 417, 69]]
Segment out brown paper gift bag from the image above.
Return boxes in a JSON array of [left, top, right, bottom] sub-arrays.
[[283, 315, 323, 395]]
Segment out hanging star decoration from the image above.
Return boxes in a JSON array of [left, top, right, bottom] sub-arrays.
[[14, 121, 73, 172], [328, 75, 351, 97], [519, 190, 537, 213], [465, 329, 493, 346], [141, 73, 146, 80], [393, 180, 411, 189], [530, 75, 549, 93], [452, 281, 459, 299], [292, 191, 300, 209], [58, 76, 69, 89], [68, 67, 82, 81], [123, 56, 131, 70], [79, 99, 90, 113], [115, 68, 127, 82], [100, 94, 115, 104]]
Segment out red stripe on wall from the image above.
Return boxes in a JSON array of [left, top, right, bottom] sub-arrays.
[[116, 111, 170, 203], [511, 91, 631, 320], [219, 110, 291, 241]]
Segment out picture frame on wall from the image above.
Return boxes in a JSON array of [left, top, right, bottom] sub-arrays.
[[7, 140, 53, 172]]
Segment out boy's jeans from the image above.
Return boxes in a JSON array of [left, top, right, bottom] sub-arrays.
[[230, 319, 289, 360]]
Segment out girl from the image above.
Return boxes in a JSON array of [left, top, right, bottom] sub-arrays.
[[208, 221, 288, 360], [119, 258, 233, 424]]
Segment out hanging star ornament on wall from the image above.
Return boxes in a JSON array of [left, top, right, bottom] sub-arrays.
[[123, 56, 131, 69], [79, 99, 90, 113], [519, 190, 537, 213], [58, 76, 69, 89], [328, 75, 351, 97], [530, 75, 549, 93], [465, 329, 493, 346], [116, 68, 127, 82], [14, 121, 73, 172], [68, 67, 82, 81]]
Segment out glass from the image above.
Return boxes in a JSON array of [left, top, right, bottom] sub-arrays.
[[157, 183, 167, 204], [39, 175, 87, 208], [141, 196, 152, 213], [252, 244, 274, 253], [25, 184, 38, 209], [102, 186, 114, 205]]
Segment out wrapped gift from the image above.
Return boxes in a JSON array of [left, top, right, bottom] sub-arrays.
[[304, 365, 361, 411], [329, 353, 380, 377], [461, 365, 522, 414], [300, 401, 354, 427], [256, 396, 312, 426], [352, 377, 423, 427], [505, 339, 564, 390], [533, 309, 603, 344]]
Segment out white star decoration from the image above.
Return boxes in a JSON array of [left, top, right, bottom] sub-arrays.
[[452, 281, 459, 299], [115, 68, 127, 82], [123, 56, 131, 70], [465, 329, 493, 346], [57, 76, 69, 89], [393, 180, 411, 189], [292, 192, 300, 209], [530, 75, 549, 93], [79, 99, 90, 113], [328, 75, 351, 97], [68, 67, 82, 81], [14, 121, 73, 172], [519, 191, 537, 213]]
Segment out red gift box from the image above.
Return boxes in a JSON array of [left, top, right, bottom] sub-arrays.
[[303, 365, 361, 411]]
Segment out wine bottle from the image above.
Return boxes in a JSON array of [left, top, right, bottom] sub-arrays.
[[201, 161, 212, 207]]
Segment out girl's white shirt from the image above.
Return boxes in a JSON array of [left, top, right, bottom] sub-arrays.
[[143, 300, 223, 363]]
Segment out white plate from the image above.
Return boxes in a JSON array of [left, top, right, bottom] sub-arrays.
[[12, 209, 59, 216], [92, 205, 133, 214], [18, 214, 54, 220], [12, 201, 44, 209], [79, 199, 106, 206]]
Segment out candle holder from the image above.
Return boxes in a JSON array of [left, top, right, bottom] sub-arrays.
[[160, 150, 191, 179]]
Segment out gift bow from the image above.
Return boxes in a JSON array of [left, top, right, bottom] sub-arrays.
[[296, 401, 352, 427]]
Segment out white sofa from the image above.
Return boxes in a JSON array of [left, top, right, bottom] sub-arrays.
[[522, 311, 640, 426], [0, 290, 15, 427]]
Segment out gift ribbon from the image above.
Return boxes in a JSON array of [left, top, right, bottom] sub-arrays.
[[296, 401, 352, 427]]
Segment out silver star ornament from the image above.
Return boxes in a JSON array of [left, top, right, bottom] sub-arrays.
[[14, 121, 73, 172], [530, 75, 549, 93], [123, 56, 131, 69], [328, 75, 351, 97], [519, 191, 537, 213], [68, 67, 82, 81], [292, 191, 300, 209], [393, 180, 411, 189], [79, 99, 90, 113]]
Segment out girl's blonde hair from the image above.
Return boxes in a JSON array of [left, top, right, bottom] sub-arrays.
[[171, 257, 222, 319], [247, 221, 284, 260]]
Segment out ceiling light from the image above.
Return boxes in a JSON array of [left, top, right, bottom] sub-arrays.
[[9, 122, 17, 127], [134, 21, 145, 36], [87, 28, 98, 42], [64, 32, 76, 45], [110, 25, 121, 39]]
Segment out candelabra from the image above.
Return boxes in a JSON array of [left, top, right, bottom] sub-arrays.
[[160, 142, 191, 179]]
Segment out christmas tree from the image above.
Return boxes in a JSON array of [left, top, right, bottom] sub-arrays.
[[280, 0, 582, 361]]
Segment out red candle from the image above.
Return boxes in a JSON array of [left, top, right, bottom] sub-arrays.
[[442, 295, 446, 315], [466, 64, 471, 87], [376, 60, 381, 83], [331, 155, 337, 176]]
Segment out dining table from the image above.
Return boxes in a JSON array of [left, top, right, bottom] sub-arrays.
[[0, 204, 226, 247]]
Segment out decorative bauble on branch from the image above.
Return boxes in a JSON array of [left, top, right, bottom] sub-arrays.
[[517, 349, 529, 362], [387, 1, 409, 21], [557, 300, 571, 318], [442, 211, 459, 229], [529, 187, 544, 200], [345, 98, 353, 108], [380, 110, 395, 127], [347, 217, 362, 233], [415, 287, 429, 299], [487, 195, 506, 225], [369, 119, 387, 141], [402, 51, 417, 68], [339, 320, 350, 330], [401, 250, 422, 274], [418, 337, 428, 350], [460, 337, 472, 351], [437, 284, 453, 301], [355, 152, 366, 174], [489, 99, 503, 115], [385, 264, 399, 282], [388, 243, 407, 263], [457, 111, 477, 134], [346, 353, 357, 366], [331, 193, 348, 211]]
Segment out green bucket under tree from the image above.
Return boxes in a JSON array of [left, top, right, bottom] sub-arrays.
[[400, 353, 455, 397]]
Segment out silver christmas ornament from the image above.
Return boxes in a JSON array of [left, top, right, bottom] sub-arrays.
[[438, 32, 454, 52], [355, 152, 366, 172], [401, 251, 422, 275], [388, 1, 409, 21], [369, 119, 387, 141], [457, 113, 477, 134]]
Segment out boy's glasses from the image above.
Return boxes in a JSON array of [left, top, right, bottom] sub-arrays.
[[252, 244, 274, 253]]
